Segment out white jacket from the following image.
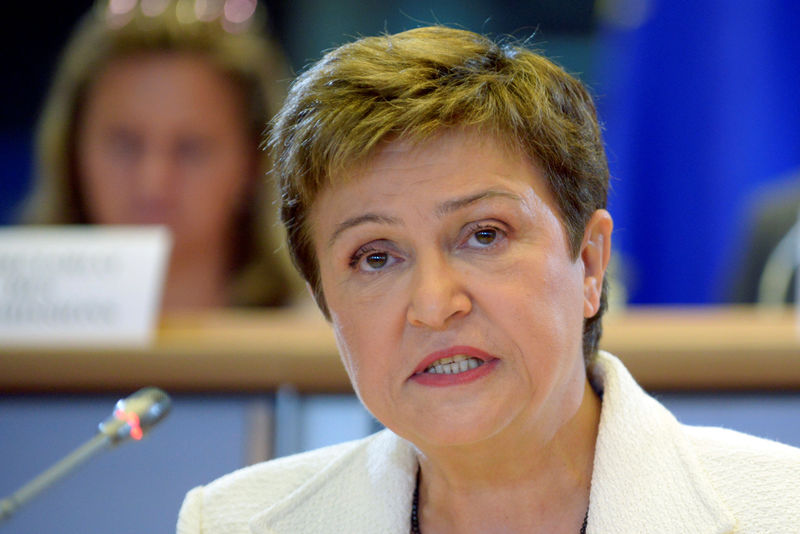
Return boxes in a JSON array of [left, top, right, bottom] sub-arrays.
[[177, 352, 800, 533]]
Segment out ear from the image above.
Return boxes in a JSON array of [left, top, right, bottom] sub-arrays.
[[580, 209, 613, 318]]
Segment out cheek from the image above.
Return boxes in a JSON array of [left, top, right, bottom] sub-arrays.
[[330, 310, 387, 411], [540, 253, 585, 314], [536, 258, 587, 359], [77, 153, 129, 223], [328, 293, 385, 364], [331, 321, 359, 381], [324, 272, 403, 393], [492, 254, 585, 354]]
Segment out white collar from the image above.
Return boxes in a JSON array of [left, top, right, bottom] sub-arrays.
[[587, 351, 735, 534], [250, 352, 736, 533], [249, 429, 417, 533]]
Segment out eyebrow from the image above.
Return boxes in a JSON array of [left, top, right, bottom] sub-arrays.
[[435, 189, 523, 217], [327, 189, 523, 247], [328, 213, 402, 247]]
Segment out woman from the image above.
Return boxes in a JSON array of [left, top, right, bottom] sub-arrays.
[[22, 0, 300, 309], [178, 27, 800, 533]]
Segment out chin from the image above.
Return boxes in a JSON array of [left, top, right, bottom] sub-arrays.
[[396, 411, 516, 450]]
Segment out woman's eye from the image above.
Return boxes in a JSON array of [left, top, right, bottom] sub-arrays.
[[467, 227, 503, 248], [364, 252, 389, 270], [474, 229, 497, 245], [350, 247, 401, 272]]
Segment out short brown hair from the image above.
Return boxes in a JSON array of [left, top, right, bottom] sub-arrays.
[[270, 26, 610, 359], [24, 0, 297, 306]]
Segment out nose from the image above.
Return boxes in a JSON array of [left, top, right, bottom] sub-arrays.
[[138, 148, 174, 201], [406, 252, 472, 330]]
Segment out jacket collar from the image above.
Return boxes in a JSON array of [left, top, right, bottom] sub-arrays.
[[249, 429, 417, 534], [587, 351, 736, 534], [250, 351, 736, 534]]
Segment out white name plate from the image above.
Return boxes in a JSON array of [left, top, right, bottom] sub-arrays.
[[0, 226, 171, 347]]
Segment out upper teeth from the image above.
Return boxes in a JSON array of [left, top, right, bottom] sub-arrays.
[[424, 354, 484, 374]]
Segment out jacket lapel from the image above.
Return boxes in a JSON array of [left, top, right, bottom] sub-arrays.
[[249, 430, 417, 534], [249, 352, 737, 534], [587, 352, 737, 534]]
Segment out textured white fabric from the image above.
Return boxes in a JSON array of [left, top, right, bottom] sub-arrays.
[[176, 352, 800, 533]]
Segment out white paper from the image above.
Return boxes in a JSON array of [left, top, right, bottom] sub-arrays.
[[0, 226, 171, 346]]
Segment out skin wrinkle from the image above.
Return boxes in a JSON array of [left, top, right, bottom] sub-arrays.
[[310, 128, 610, 533], [273, 28, 611, 359], [323, 134, 547, 254], [328, 213, 401, 248], [327, 189, 527, 253], [434, 189, 522, 218], [268, 28, 615, 532]]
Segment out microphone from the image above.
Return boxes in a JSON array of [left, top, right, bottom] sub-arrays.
[[98, 386, 171, 444], [0, 387, 171, 523]]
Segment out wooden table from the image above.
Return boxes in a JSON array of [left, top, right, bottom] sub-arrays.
[[1, 307, 798, 393]]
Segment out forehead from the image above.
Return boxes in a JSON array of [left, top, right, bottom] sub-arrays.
[[82, 52, 247, 128], [322, 128, 548, 202], [309, 127, 561, 237], [353, 127, 525, 176]]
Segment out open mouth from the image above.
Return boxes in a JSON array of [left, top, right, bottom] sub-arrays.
[[411, 346, 496, 386], [423, 355, 486, 375]]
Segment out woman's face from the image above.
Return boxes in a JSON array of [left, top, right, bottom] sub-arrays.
[[76, 53, 253, 255], [310, 128, 611, 450]]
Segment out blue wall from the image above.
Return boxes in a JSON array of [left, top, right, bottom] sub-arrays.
[[597, 0, 800, 303]]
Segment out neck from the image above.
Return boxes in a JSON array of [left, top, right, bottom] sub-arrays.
[[415, 378, 601, 534]]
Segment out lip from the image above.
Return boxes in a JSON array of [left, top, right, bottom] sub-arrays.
[[412, 345, 494, 375], [409, 345, 498, 387]]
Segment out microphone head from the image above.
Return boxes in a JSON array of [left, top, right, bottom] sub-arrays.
[[99, 387, 171, 445]]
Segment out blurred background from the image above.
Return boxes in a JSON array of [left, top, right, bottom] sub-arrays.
[[1, 1, 799, 533], [2, 0, 799, 304]]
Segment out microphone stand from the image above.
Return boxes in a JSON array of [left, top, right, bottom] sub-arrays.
[[0, 433, 112, 522], [0, 386, 170, 524]]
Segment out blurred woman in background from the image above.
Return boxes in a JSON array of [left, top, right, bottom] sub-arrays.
[[21, 0, 301, 310]]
